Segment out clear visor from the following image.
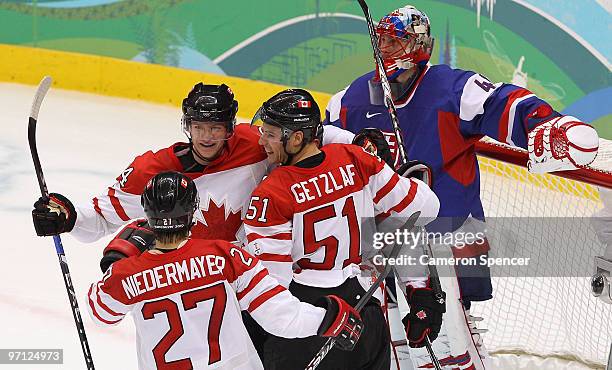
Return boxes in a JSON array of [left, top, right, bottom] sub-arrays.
[[183, 117, 233, 142], [250, 107, 290, 143], [250, 106, 267, 128]]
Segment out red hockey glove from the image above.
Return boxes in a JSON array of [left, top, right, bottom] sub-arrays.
[[32, 193, 76, 236], [352, 128, 394, 168], [317, 295, 364, 351], [100, 219, 155, 272], [397, 160, 433, 188], [402, 286, 445, 348]]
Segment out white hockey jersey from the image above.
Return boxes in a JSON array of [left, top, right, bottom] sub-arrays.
[[243, 144, 440, 289], [87, 239, 326, 370]]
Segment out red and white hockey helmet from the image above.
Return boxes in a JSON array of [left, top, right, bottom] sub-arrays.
[[375, 5, 434, 80]]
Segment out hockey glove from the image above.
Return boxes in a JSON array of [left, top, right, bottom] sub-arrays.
[[100, 219, 155, 272], [317, 295, 364, 351], [397, 160, 433, 188], [402, 286, 446, 348], [352, 128, 394, 168], [32, 193, 76, 236]]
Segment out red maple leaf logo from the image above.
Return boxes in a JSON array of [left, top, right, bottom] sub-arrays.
[[416, 310, 427, 320], [191, 198, 242, 242]]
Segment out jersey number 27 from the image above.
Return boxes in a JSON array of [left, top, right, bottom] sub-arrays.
[[141, 283, 227, 368]]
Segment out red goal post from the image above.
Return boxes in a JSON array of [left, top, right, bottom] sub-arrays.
[[475, 139, 612, 190]]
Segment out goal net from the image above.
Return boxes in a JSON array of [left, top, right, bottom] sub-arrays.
[[471, 138, 612, 368]]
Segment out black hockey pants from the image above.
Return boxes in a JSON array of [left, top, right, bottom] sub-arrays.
[[263, 277, 391, 370]]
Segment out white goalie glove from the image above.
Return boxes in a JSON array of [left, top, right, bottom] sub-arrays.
[[527, 115, 599, 173]]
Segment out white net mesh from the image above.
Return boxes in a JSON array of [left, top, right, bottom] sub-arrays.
[[470, 138, 612, 368]]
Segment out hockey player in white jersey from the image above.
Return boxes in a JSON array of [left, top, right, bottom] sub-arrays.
[[88, 171, 364, 369], [244, 89, 441, 369]]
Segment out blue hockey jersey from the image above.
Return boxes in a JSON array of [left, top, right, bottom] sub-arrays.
[[325, 64, 558, 225]]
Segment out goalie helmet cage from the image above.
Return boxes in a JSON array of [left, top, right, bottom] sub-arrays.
[[470, 137, 612, 368]]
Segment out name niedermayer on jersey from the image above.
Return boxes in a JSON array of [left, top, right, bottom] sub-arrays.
[[121, 255, 226, 299], [290, 164, 357, 204]]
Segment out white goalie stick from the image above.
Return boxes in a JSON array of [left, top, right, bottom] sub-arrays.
[[305, 213, 420, 370], [28, 76, 96, 370], [356, 1, 445, 369]]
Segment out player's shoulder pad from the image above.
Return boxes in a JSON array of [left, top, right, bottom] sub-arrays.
[[97, 256, 148, 304], [250, 175, 279, 198], [208, 240, 257, 279], [212, 239, 254, 260], [428, 64, 472, 76], [326, 142, 381, 167], [333, 142, 384, 177], [247, 173, 294, 219], [117, 144, 184, 194], [100, 256, 133, 284], [333, 141, 379, 160], [426, 65, 475, 91]]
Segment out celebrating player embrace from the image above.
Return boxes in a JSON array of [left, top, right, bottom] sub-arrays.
[[87, 171, 364, 370], [244, 89, 441, 369], [32, 82, 268, 244], [30, 80, 374, 365]]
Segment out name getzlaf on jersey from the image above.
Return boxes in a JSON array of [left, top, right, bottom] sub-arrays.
[[243, 144, 439, 289], [87, 239, 327, 370], [71, 124, 269, 243]]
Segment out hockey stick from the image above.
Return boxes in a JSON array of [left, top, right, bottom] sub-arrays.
[[356, 0, 407, 164], [28, 76, 95, 370], [391, 266, 443, 370], [356, 1, 444, 369], [304, 213, 420, 370]]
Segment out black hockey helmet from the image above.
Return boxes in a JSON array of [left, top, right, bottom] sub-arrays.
[[182, 82, 238, 136], [141, 171, 199, 233], [251, 89, 322, 144]]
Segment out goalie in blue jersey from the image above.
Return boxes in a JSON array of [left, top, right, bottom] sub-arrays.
[[323, 5, 600, 369]]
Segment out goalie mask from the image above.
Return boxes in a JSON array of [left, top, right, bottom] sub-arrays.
[[181, 82, 238, 138], [141, 171, 199, 233], [375, 5, 434, 81]]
